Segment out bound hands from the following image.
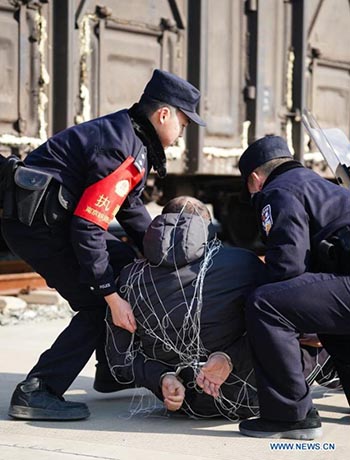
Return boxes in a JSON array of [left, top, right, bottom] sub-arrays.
[[196, 352, 233, 398], [161, 374, 185, 411], [105, 292, 136, 333]]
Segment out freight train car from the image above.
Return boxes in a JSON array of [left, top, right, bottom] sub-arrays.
[[1, 0, 350, 248]]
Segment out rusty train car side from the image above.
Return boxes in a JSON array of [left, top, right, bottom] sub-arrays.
[[1, 0, 350, 246]]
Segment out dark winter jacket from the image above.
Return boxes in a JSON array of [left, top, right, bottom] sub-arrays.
[[23, 109, 153, 295], [253, 161, 350, 281], [106, 212, 266, 418]]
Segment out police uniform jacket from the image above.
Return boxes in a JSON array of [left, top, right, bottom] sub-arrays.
[[254, 161, 350, 282], [24, 109, 152, 296], [106, 212, 266, 417]]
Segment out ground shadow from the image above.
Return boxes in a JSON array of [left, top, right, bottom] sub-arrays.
[[0, 372, 240, 438], [1, 372, 348, 437]]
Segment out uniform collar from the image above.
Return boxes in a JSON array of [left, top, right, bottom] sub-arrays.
[[128, 103, 167, 178], [264, 160, 304, 188]]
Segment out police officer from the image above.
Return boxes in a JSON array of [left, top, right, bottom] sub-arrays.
[[1, 69, 205, 420], [235, 136, 350, 439]]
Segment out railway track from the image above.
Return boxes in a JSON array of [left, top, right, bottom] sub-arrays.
[[0, 272, 47, 294], [0, 260, 47, 294]]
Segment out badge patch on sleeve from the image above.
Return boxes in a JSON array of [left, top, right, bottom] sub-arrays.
[[74, 156, 144, 230], [261, 204, 273, 236]]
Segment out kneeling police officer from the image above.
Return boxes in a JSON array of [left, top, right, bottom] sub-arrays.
[[237, 136, 350, 440], [0, 69, 205, 420]]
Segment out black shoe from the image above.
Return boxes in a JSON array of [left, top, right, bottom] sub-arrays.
[[93, 364, 135, 393], [8, 378, 90, 421], [239, 407, 322, 440]]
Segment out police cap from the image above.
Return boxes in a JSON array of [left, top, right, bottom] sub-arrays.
[[239, 135, 292, 181], [140, 69, 206, 126]]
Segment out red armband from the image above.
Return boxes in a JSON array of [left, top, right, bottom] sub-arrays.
[[74, 156, 145, 230]]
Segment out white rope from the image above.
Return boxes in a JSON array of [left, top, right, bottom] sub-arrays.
[[106, 204, 338, 419], [106, 204, 260, 420]]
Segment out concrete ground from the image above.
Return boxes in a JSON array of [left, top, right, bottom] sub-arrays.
[[0, 318, 349, 460]]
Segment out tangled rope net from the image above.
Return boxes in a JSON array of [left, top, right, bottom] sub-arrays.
[[106, 204, 339, 420]]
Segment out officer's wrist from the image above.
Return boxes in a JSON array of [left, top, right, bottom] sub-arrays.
[[92, 281, 116, 297]]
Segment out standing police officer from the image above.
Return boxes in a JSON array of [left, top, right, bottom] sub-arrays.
[[1, 69, 205, 421], [236, 135, 350, 439]]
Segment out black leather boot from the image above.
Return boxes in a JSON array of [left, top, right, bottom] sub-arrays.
[[8, 377, 90, 421], [239, 407, 322, 440]]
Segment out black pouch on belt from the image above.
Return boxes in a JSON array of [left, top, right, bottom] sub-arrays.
[[14, 166, 53, 226], [43, 181, 76, 226]]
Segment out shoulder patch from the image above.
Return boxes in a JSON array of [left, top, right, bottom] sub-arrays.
[[133, 146, 147, 173], [261, 204, 273, 236]]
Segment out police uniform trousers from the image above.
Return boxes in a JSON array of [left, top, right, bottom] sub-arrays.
[[245, 271, 350, 422], [1, 213, 136, 396]]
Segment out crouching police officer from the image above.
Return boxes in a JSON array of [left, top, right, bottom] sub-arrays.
[[0, 69, 205, 421], [235, 136, 350, 439]]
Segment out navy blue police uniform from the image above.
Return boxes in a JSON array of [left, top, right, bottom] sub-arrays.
[[1, 108, 151, 396], [238, 136, 350, 424], [0, 69, 206, 420]]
